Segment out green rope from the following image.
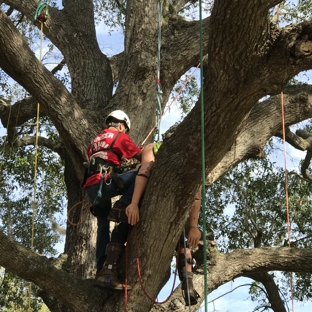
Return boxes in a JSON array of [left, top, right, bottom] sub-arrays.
[[199, 0, 208, 310]]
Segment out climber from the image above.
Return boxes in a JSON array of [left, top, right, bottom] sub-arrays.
[[177, 186, 201, 306], [82, 109, 142, 289], [125, 142, 202, 305]]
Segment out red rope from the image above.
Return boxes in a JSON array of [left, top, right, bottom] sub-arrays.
[[124, 227, 132, 312], [134, 225, 178, 304], [140, 55, 208, 146]]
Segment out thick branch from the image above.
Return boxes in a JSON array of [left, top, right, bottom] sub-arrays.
[[160, 17, 209, 104], [109, 52, 124, 84], [276, 127, 310, 151], [209, 247, 312, 293], [12, 135, 65, 158], [0, 59, 66, 128], [247, 272, 287, 312], [0, 230, 107, 312], [206, 85, 312, 185], [0, 9, 95, 176], [0, 96, 43, 128], [2, 1, 113, 110], [260, 21, 312, 95]]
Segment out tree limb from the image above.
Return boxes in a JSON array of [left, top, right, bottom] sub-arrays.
[[12, 135, 65, 158], [206, 85, 312, 185], [0, 229, 109, 312], [247, 272, 287, 312], [0, 8, 95, 176]]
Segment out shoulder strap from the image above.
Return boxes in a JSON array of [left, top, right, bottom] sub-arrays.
[[110, 131, 121, 149], [91, 131, 122, 158]]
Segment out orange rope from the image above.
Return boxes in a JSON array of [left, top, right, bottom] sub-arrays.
[[67, 198, 91, 226], [280, 91, 295, 311], [134, 225, 178, 304], [141, 55, 208, 146]]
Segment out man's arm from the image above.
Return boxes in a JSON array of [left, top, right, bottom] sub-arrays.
[[126, 143, 155, 225]]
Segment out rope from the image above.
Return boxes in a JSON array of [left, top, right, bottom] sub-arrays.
[[134, 225, 178, 304], [276, 3, 294, 309], [280, 91, 295, 312], [155, 1, 163, 142], [67, 199, 91, 226], [124, 227, 132, 312], [140, 55, 208, 146], [28, 1, 51, 306], [28, 20, 44, 312], [198, 0, 208, 310], [182, 229, 191, 312], [34, 0, 52, 23]]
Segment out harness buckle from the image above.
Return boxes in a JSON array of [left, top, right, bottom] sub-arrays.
[[99, 165, 113, 185]]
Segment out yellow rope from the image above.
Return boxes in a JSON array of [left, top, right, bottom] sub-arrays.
[[28, 20, 44, 312], [0, 105, 12, 174]]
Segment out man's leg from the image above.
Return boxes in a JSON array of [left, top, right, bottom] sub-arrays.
[[107, 171, 138, 223], [94, 240, 129, 290], [178, 233, 199, 306], [86, 184, 112, 277], [95, 215, 110, 276]]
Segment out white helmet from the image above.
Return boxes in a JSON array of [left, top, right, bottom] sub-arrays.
[[104, 110, 131, 131]]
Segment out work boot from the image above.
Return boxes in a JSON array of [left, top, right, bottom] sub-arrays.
[[94, 242, 131, 290], [181, 271, 199, 306], [94, 264, 131, 290], [95, 271, 101, 279], [107, 200, 128, 223]]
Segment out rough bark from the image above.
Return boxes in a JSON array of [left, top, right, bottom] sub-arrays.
[[2, 229, 312, 311], [206, 84, 312, 185], [0, 0, 312, 311]]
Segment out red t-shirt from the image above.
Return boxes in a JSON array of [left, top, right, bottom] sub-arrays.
[[84, 129, 140, 188]]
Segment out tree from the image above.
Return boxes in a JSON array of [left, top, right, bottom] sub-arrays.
[[1, 0, 312, 311]]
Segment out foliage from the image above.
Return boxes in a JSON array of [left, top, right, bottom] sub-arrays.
[[0, 95, 66, 310], [93, 0, 126, 32], [0, 268, 43, 312], [170, 71, 200, 118], [279, 0, 312, 23], [203, 144, 312, 309]]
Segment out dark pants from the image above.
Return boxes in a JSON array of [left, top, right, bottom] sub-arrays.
[[86, 171, 137, 271]]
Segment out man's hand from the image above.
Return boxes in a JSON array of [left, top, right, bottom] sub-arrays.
[[187, 227, 201, 249], [125, 203, 140, 225]]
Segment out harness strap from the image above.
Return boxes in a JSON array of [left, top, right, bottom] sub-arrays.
[[91, 131, 122, 159]]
